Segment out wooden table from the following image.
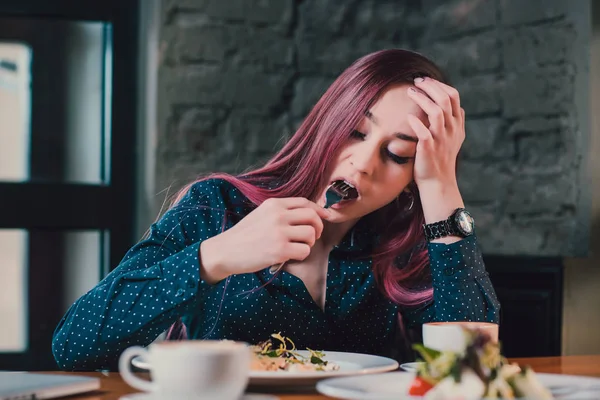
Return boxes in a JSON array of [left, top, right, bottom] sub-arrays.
[[43, 355, 600, 400]]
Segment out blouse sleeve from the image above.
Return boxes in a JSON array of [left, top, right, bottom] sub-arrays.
[[52, 179, 231, 370], [402, 235, 501, 329]]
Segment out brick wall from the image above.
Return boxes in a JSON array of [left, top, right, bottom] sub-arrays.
[[157, 0, 591, 256]]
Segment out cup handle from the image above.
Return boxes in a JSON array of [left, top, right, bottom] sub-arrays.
[[119, 346, 156, 393]]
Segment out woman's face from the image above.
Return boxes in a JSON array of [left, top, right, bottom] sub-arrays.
[[319, 84, 428, 223]]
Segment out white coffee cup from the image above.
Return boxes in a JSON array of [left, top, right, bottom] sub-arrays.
[[119, 340, 250, 400], [422, 321, 499, 353]]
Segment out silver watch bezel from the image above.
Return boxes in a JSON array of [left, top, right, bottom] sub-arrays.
[[453, 208, 475, 237]]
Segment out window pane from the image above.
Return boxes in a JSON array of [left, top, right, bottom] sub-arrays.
[[0, 230, 28, 352], [0, 229, 106, 353], [0, 43, 31, 182], [0, 18, 112, 184], [62, 231, 104, 311]]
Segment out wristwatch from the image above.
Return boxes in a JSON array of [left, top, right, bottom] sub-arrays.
[[423, 208, 475, 241]]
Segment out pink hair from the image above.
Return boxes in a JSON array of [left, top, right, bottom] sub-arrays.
[[168, 49, 447, 318]]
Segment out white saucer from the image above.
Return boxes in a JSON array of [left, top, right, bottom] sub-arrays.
[[120, 393, 278, 400], [399, 362, 423, 372]]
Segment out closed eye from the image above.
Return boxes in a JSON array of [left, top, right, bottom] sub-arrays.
[[350, 129, 366, 140], [386, 152, 413, 165], [351, 130, 413, 165]]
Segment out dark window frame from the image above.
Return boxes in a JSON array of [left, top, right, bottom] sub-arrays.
[[0, 0, 139, 370]]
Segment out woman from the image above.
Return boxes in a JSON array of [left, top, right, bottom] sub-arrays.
[[52, 49, 500, 371]]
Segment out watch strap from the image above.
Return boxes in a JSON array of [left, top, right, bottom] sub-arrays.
[[423, 209, 463, 241]]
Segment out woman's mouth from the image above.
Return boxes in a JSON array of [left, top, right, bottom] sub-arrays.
[[329, 197, 358, 209], [324, 179, 360, 209], [329, 179, 359, 199]]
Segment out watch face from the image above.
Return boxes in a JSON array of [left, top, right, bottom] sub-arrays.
[[455, 210, 474, 235]]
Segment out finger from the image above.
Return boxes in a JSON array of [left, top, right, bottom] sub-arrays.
[[286, 225, 317, 247], [279, 197, 329, 217], [428, 79, 462, 118], [285, 208, 324, 239], [407, 87, 444, 135], [278, 197, 314, 208], [279, 197, 331, 220], [407, 114, 433, 145], [285, 242, 311, 261], [414, 77, 453, 123], [460, 107, 466, 141]]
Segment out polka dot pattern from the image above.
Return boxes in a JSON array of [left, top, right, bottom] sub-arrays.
[[52, 178, 500, 371]]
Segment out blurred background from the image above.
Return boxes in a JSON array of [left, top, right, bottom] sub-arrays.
[[0, 0, 598, 370]]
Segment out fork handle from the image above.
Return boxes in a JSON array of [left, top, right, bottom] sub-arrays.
[[269, 261, 286, 274]]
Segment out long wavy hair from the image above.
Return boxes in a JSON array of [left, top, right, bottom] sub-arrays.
[[165, 49, 447, 340]]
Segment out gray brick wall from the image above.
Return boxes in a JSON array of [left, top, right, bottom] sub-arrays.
[[157, 0, 592, 256]]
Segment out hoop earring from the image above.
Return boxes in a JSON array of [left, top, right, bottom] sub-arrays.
[[405, 190, 414, 212], [396, 190, 414, 214]]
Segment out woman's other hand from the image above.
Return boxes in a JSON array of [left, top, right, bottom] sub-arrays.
[[199, 197, 331, 283]]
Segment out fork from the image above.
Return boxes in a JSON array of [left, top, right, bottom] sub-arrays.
[[324, 180, 357, 208], [269, 180, 356, 274]]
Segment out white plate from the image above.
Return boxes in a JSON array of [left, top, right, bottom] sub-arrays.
[[399, 362, 423, 372], [120, 394, 277, 400], [316, 371, 600, 399], [131, 351, 399, 386]]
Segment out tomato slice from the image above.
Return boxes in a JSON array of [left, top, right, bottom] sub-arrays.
[[408, 377, 434, 396]]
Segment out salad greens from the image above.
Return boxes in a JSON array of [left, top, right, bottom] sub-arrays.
[[251, 332, 337, 371], [411, 329, 553, 399]]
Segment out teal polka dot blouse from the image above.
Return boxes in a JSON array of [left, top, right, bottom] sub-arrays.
[[52, 178, 500, 371]]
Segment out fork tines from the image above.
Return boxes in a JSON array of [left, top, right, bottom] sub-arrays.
[[331, 180, 357, 199]]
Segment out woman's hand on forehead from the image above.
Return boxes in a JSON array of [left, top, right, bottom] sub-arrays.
[[406, 77, 465, 187], [404, 77, 468, 230]]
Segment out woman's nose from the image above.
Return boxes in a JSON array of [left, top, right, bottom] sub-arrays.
[[350, 141, 379, 176]]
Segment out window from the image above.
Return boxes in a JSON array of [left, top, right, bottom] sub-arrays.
[[0, 42, 31, 182], [0, 0, 139, 370], [0, 230, 27, 352]]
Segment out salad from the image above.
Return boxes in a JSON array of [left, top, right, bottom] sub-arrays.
[[408, 329, 553, 399], [249, 333, 340, 372]]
